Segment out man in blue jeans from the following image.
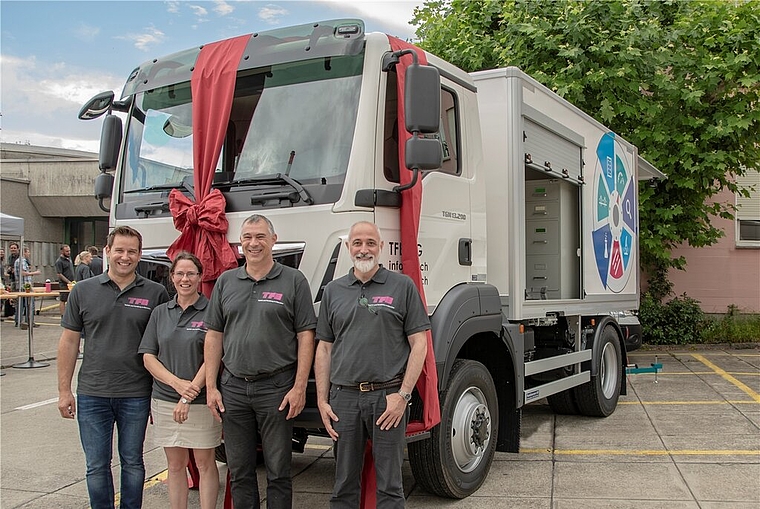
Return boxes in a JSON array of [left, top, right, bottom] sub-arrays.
[[57, 226, 169, 508]]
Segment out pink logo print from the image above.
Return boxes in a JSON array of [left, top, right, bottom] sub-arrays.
[[128, 297, 149, 306], [191, 321, 204, 328], [262, 292, 283, 301], [372, 296, 394, 305]]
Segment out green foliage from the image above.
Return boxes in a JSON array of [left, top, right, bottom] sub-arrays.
[[701, 310, 760, 344], [413, 0, 760, 274], [639, 292, 706, 345]]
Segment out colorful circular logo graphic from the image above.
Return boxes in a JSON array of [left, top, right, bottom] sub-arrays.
[[592, 133, 636, 293]]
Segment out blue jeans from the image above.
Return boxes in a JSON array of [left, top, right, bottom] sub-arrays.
[[77, 395, 151, 509], [220, 368, 295, 509]]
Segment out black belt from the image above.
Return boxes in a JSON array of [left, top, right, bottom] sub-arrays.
[[339, 377, 403, 392], [229, 363, 296, 383]]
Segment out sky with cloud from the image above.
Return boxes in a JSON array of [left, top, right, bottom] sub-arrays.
[[0, 0, 422, 152]]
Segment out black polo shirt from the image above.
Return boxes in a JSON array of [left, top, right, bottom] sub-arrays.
[[55, 255, 75, 285], [316, 267, 430, 386], [62, 273, 170, 397], [206, 262, 317, 378], [138, 294, 209, 403]]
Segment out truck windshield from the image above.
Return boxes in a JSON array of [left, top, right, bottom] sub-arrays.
[[121, 54, 363, 199]]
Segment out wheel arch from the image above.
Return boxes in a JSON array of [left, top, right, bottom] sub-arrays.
[[430, 283, 522, 453], [584, 315, 628, 396]]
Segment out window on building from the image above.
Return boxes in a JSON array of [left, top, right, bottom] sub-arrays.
[[735, 168, 760, 247]]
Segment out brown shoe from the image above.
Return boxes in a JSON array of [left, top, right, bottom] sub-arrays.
[[20, 323, 28, 330]]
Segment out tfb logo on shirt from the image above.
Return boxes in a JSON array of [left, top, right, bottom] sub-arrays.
[[191, 321, 204, 328], [261, 292, 283, 301], [127, 297, 150, 306], [372, 296, 394, 305]]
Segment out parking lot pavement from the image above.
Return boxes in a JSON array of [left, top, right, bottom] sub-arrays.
[[1, 310, 758, 508]]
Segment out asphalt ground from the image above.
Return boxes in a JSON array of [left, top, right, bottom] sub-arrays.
[[1, 301, 759, 508]]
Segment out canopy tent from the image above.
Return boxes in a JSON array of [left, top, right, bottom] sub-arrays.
[[0, 213, 24, 237]]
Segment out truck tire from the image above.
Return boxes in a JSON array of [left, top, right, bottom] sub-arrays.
[[409, 359, 498, 499], [547, 389, 579, 415], [574, 326, 622, 417]]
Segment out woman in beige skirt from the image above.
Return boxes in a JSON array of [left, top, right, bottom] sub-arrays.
[[139, 252, 222, 509]]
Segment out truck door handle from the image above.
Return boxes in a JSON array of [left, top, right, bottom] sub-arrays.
[[532, 240, 548, 244], [458, 238, 472, 266]]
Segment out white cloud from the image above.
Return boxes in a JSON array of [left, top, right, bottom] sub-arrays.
[[165, 1, 181, 14], [258, 5, 289, 25], [213, 0, 235, 16], [316, 0, 420, 40], [189, 4, 209, 20], [117, 26, 167, 51], [73, 22, 100, 43], [0, 54, 122, 152]]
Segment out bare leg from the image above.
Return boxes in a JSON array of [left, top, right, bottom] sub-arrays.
[[164, 447, 190, 509], [193, 448, 220, 509]]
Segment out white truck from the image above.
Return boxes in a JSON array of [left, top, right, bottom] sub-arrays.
[[80, 19, 661, 498]]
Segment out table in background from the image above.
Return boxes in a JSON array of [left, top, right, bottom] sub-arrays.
[[4, 291, 60, 369]]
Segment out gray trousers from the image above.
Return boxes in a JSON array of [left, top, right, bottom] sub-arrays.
[[220, 368, 295, 509], [328, 386, 408, 509]]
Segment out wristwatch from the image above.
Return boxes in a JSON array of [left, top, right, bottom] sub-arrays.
[[398, 390, 412, 403], [180, 398, 189, 404]]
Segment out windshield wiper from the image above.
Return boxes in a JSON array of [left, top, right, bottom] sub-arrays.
[[124, 177, 195, 200], [217, 173, 313, 205]]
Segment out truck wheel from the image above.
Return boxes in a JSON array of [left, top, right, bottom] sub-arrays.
[[574, 326, 622, 417], [409, 359, 498, 499]]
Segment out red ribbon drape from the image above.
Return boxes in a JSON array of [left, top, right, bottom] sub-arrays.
[[166, 34, 250, 297], [360, 36, 443, 509]]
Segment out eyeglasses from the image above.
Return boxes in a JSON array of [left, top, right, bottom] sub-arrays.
[[358, 295, 377, 315], [173, 271, 200, 279]]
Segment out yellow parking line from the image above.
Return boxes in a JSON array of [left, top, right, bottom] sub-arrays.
[[619, 400, 758, 405], [630, 371, 760, 376], [521, 448, 760, 456], [691, 353, 760, 403]]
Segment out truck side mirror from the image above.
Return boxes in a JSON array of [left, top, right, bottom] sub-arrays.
[[404, 63, 441, 134], [78, 91, 115, 120], [94, 172, 114, 200], [406, 136, 443, 170], [99, 114, 122, 172]]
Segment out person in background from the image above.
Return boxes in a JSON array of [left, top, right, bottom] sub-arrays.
[[88, 246, 103, 276], [75, 251, 94, 282], [205, 214, 317, 509], [0, 247, 10, 317], [6, 242, 20, 288], [55, 244, 75, 316], [15, 246, 42, 329], [4, 242, 19, 319], [57, 226, 170, 509], [139, 252, 221, 509], [315, 221, 430, 508]]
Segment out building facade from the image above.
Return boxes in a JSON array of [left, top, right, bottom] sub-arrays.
[[0, 143, 108, 284], [668, 170, 760, 314]]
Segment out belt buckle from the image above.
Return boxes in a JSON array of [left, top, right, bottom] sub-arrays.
[[358, 382, 372, 392]]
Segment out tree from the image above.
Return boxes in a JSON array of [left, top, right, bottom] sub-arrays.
[[412, 0, 760, 274]]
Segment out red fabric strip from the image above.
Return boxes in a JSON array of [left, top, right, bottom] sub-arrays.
[[167, 34, 250, 297]]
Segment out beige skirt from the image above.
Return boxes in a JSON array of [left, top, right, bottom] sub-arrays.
[[151, 398, 222, 449]]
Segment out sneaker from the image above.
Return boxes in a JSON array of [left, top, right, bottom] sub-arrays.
[[20, 323, 28, 330], [33, 323, 40, 328]]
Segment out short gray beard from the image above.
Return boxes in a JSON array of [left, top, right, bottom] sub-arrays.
[[353, 256, 377, 274]]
